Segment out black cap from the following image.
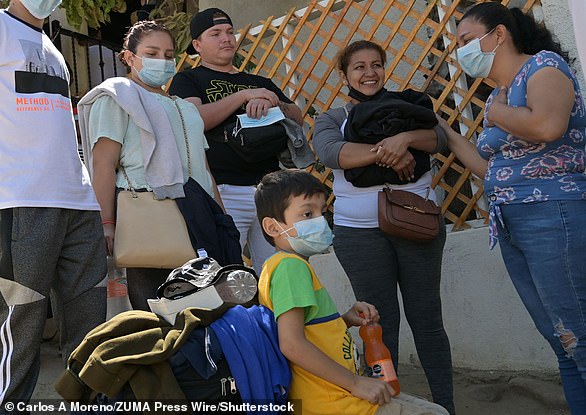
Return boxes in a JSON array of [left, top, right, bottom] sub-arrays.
[[156, 256, 257, 301], [186, 8, 233, 55]]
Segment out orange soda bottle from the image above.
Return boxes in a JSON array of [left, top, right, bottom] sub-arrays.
[[359, 322, 401, 396]]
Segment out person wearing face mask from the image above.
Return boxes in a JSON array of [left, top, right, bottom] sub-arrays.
[[0, 0, 107, 405], [254, 169, 449, 415], [168, 8, 305, 274], [78, 20, 226, 311], [312, 40, 455, 414], [439, 2, 586, 413]]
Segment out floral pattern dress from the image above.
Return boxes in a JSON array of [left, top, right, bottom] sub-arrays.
[[477, 50, 586, 248]]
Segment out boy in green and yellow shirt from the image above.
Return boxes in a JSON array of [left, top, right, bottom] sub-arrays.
[[254, 170, 448, 415]]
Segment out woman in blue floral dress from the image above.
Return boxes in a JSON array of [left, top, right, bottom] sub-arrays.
[[440, 2, 586, 413]]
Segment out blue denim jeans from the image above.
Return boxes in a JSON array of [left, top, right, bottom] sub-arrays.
[[497, 201, 586, 414]]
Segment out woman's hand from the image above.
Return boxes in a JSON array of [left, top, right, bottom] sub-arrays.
[[391, 151, 415, 181], [349, 375, 393, 405], [371, 133, 410, 166], [435, 114, 452, 132], [371, 132, 417, 181], [486, 87, 508, 127], [484, 67, 574, 142], [342, 301, 380, 327], [103, 223, 115, 256]]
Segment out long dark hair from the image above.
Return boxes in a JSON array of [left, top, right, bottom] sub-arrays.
[[462, 2, 569, 62]]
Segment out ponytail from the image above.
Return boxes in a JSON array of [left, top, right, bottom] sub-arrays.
[[462, 2, 569, 62], [509, 7, 568, 61]]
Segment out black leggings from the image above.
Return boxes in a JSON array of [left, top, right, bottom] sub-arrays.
[[333, 224, 455, 415]]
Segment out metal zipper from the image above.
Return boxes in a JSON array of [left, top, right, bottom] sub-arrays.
[[228, 376, 237, 394], [220, 377, 227, 396]]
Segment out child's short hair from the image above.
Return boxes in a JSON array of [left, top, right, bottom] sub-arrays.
[[255, 170, 327, 246]]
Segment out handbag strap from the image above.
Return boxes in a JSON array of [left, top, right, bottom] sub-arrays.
[[170, 96, 192, 178], [119, 96, 193, 196], [383, 184, 433, 202]]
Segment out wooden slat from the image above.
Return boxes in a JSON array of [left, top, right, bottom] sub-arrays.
[[174, 0, 543, 230]]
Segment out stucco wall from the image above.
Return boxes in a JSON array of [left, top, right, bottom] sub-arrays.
[[541, 0, 585, 89]]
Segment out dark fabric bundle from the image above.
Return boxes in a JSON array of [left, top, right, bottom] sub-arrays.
[[175, 178, 243, 266], [343, 89, 437, 187]]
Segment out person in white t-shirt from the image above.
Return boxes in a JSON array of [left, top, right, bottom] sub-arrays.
[[0, 0, 106, 405], [312, 40, 454, 415]]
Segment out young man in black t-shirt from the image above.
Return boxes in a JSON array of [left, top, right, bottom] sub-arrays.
[[168, 8, 303, 272]]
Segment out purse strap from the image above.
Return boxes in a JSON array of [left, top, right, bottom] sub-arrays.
[[170, 96, 192, 178], [383, 184, 433, 202], [119, 96, 192, 197]]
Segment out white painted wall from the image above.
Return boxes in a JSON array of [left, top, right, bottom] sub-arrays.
[[541, 0, 585, 90], [310, 226, 558, 373]]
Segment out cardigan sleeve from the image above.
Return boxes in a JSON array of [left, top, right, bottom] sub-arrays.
[[312, 107, 348, 169]]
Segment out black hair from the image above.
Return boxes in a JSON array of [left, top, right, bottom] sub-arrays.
[[336, 39, 387, 75], [255, 170, 327, 246], [119, 20, 176, 67], [462, 2, 569, 62]]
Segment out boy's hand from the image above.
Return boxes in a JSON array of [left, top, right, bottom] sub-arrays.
[[342, 301, 379, 327], [349, 375, 393, 405]]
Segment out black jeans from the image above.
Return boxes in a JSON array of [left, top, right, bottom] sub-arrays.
[[333, 224, 455, 414]]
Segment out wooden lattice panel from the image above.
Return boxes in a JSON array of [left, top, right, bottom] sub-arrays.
[[176, 0, 540, 230]]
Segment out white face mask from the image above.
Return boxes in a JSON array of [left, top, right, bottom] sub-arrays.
[[20, 0, 62, 19], [456, 28, 499, 78], [236, 106, 285, 129]]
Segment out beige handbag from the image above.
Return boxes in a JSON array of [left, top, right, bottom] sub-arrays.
[[113, 97, 196, 269]]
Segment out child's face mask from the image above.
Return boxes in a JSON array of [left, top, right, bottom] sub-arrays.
[[275, 216, 333, 257]]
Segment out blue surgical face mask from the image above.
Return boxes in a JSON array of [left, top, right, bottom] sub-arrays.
[[236, 107, 285, 129], [275, 216, 333, 257], [20, 0, 62, 19], [132, 55, 176, 88], [456, 28, 499, 78]]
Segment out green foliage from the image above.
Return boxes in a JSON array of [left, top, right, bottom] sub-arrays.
[[61, 0, 126, 30], [0, 1, 9, 9], [233, 53, 257, 73], [148, 0, 193, 55]]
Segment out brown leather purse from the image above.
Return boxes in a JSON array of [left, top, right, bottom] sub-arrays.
[[378, 187, 441, 241]]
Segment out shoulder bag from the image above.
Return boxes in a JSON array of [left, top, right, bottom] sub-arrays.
[[113, 97, 196, 269], [208, 120, 288, 163], [378, 187, 441, 242]]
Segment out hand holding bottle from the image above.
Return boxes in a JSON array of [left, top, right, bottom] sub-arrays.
[[342, 301, 380, 327], [360, 321, 401, 396], [349, 374, 394, 405]]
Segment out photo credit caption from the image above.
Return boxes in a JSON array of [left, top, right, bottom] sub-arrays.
[[4, 400, 297, 413]]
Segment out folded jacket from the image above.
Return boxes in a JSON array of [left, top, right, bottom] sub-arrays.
[[344, 89, 437, 187]]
